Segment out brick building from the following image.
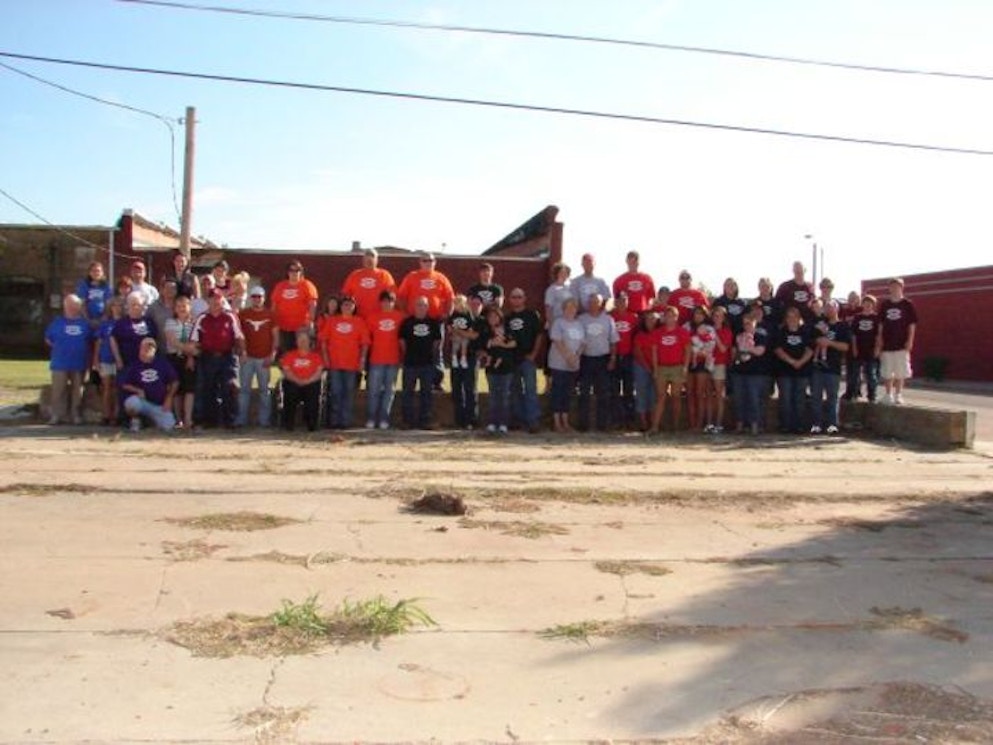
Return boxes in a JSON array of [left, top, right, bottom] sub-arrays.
[[862, 265, 993, 382]]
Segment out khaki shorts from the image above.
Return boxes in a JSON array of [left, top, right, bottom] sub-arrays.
[[654, 365, 686, 385], [711, 364, 727, 382], [880, 350, 912, 380]]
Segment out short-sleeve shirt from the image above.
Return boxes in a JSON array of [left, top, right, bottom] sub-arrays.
[[571, 275, 611, 312], [579, 312, 619, 357], [850, 313, 880, 361], [342, 268, 397, 319], [399, 316, 442, 366], [45, 316, 93, 371], [775, 280, 816, 323], [610, 310, 639, 356], [878, 298, 917, 351], [239, 307, 276, 359], [271, 279, 319, 332], [633, 326, 662, 369], [713, 295, 749, 335], [775, 325, 813, 377], [120, 357, 177, 406], [163, 317, 195, 356], [655, 325, 691, 366], [112, 315, 159, 367], [467, 283, 503, 308], [280, 349, 323, 383], [612, 272, 656, 313], [367, 309, 404, 366], [548, 317, 585, 371], [668, 288, 709, 325], [397, 270, 455, 321], [544, 283, 573, 323], [734, 323, 774, 376], [192, 310, 243, 355], [713, 326, 734, 365], [75, 279, 113, 320], [506, 308, 542, 358], [812, 320, 852, 374], [319, 315, 370, 371], [752, 295, 783, 328]]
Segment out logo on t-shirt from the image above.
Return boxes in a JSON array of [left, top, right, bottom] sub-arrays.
[[65, 324, 83, 336], [244, 318, 270, 332], [132, 321, 148, 335], [292, 358, 312, 370], [587, 324, 604, 337], [508, 318, 524, 332], [139, 369, 160, 384], [678, 296, 694, 308], [886, 308, 902, 321], [413, 323, 431, 337], [628, 280, 644, 292], [660, 334, 677, 347], [787, 334, 802, 346], [615, 321, 631, 334], [567, 327, 583, 341], [729, 305, 743, 316], [419, 278, 436, 291], [335, 322, 353, 334], [858, 319, 874, 331], [478, 290, 494, 304], [378, 319, 397, 332], [360, 277, 377, 289], [281, 288, 300, 300], [452, 317, 469, 330], [794, 291, 810, 304]]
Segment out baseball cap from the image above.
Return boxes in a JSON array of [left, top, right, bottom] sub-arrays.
[[249, 286, 266, 297]]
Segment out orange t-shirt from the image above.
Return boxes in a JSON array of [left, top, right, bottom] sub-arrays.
[[318, 315, 370, 372], [342, 268, 397, 319], [271, 279, 318, 332], [396, 269, 454, 320], [280, 349, 323, 383], [366, 309, 404, 366]]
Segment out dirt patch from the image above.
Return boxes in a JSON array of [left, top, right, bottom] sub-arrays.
[[162, 511, 302, 532], [226, 550, 309, 567], [234, 704, 310, 744], [404, 491, 467, 516], [161, 539, 227, 562], [819, 517, 923, 532], [594, 560, 672, 577], [867, 605, 969, 643], [459, 518, 569, 539], [0, 482, 95, 497], [487, 497, 541, 514]]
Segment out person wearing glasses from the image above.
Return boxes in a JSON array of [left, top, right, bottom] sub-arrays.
[[271, 261, 319, 354]]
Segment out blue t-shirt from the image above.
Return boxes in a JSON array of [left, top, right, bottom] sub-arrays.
[[97, 319, 117, 364], [45, 316, 93, 372], [75, 279, 113, 320], [119, 357, 177, 406]]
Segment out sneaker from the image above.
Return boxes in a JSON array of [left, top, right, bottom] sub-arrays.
[[129, 417, 141, 433], [365, 420, 375, 429], [47, 416, 60, 426], [451, 355, 459, 369], [894, 393, 905, 405], [498, 425, 508, 434], [880, 393, 894, 405], [703, 424, 716, 434], [486, 424, 497, 434], [826, 425, 839, 434], [460, 358, 469, 369], [713, 425, 724, 434], [810, 425, 822, 435], [378, 421, 390, 430]]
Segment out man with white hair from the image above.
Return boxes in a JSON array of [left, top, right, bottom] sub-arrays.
[[44, 293, 93, 425]]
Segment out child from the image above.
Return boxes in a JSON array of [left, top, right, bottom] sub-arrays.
[[448, 294, 473, 369], [93, 297, 124, 425]]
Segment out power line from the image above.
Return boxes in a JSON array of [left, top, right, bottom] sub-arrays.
[[0, 60, 183, 221], [115, 0, 993, 84], [2, 50, 991, 157]]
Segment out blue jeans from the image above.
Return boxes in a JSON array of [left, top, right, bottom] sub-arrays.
[[511, 358, 540, 429], [486, 371, 513, 427], [124, 395, 176, 430], [236, 356, 272, 427], [195, 352, 238, 427], [847, 359, 879, 401], [367, 363, 399, 426], [550, 369, 576, 414], [402, 364, 435, 428], [810, 368, 841, 428], [777, 375, 809, 433], [632, 364, 656, 416], [450, 358, 478, 427], [578, 355, 611, 431], [734, 373, 770, 429], [329, 369, 357, 428]]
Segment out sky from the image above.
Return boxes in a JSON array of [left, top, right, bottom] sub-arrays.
[[2, 0, 993, 299]]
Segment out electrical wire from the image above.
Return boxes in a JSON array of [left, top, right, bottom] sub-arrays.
[[115, 0, 993, 84], [1, 50, 990, 156], [0, 60, 183, 222]]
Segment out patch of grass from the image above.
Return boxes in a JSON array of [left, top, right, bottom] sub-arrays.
[[163, 594, 436, 658], [594, 560, 672, 577], [161, 539, 227, 562], [459, 518, 569, 539], [538, 620, 609, 645], [0, 482, 95, 497], [0, 359, 49, 407], [162, 511, 302, 532], [226, 550, 310, 567]]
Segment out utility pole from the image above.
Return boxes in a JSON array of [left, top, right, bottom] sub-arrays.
[[179, 106, 196, 259]]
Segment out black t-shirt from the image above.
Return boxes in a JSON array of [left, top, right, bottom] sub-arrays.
[[400, 316, 441, 366], [714, 295, 749, 335], [774, 324, 813, 377], [467, 283, 504, 308], [850, 313, 880, 361], [812, 321, 852, 374], [734, 322, 774, 376], [478, 324, 517, 374], [506, 308, 542, 358], [775, 280, 816, 324], [752, 295, 783, 328]]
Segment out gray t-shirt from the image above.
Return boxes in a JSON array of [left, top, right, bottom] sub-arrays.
[[548, 317, 585, 371], [579, 312, 619, 357], [570, 275, 611, 312], [544, 282, 573, 323]]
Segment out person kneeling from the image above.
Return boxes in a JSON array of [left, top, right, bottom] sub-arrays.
[[120, 338, 178, 432]]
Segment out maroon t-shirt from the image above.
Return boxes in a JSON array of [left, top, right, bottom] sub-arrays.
[[878, 298, 917, 351], [192, 310, 243, 354], [775, 279, 816, 322], [850, 313, 880, 361]]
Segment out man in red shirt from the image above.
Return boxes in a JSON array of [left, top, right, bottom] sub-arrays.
[[271, 260, 319, 353], [612, 250, 656, 314], [341, 248, 397, 320], [610, 292, 640, 428], [192, 289, 245, 428], [651, 305, 691, 433], [668, 270, 709, 325], [236, 285, 278, 427]]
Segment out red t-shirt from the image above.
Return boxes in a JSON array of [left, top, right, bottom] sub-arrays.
[[655, 325, 691, 366], [668, 288, 709, 324], [366, 309, 404, 365], [238, 307, 276, 358], [612, 272, 656, 313], [318, 315, 370, 371], [610, 310, 639, 356], [633, 327, 662, 369], [713, 326, 733, 365], [271, 279, 319, 332], [342, 268, 397, 319], [280, 349, 323, 383]]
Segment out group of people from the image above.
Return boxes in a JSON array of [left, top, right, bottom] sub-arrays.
[[44, 248, 917, 437]]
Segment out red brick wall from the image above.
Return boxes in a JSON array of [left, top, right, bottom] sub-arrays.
[[863, 266, 993, 381]]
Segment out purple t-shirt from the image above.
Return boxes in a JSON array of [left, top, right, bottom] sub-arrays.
[[119, 357, 177, 406], [878, 298, 917, 351], [112, 316, 159, 367]]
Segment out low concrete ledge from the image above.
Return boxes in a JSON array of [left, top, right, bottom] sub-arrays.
[[36, 385, 976, 449]]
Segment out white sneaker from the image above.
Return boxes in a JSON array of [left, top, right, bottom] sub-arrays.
[[451, 356, 459, 369], [365, 419, 375, 429], [486, 424, 497, 434], [129, 417, 141, 433], [498, 425, 508, 434], [378, 421, 390, 430], [460, 358, 469, 369], [881, 393, 894, 405], [810, 425, 822, 434], [47, 416, 60, 426], [894, 393, 905, 405], [826, 425, 839, 434]]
